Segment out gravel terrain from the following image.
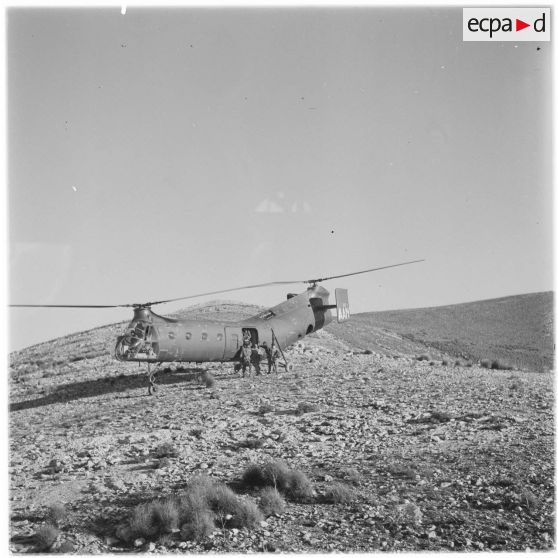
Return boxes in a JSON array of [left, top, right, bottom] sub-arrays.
[[9, 304, 555, 553]]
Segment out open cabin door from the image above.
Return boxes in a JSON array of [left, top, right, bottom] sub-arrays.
[[224, 326, 243, 360]]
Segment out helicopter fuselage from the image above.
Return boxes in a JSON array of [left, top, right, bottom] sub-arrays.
[[115, 285, 341, 364]]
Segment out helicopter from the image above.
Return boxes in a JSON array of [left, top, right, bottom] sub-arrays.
[[11, 259, 424, 395]]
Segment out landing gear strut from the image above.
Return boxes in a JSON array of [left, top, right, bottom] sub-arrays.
[[147, 363, 158, 395], [271, 329, 294, 373]]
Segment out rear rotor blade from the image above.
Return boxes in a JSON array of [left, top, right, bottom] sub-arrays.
[[305, 259, 425, 284], [147, 280, 306, 306]]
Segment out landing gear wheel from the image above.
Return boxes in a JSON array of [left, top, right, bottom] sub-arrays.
[[148, 383, 158, 396], [285, 362, 294, 373]]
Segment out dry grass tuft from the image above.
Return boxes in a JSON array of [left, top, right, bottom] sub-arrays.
[[387, 463, 418, 479], [391, 502, 423, 527], [285, 469, 314, 502], [519, 489, 540, 510], [227, 498, 263, 529], [34, 524, 60, 551], [322, 482, 356, 504], [239, 437, 265, 449], [241, 460, 314, 502], [259, 487, 286, 516], [180, 509, 215, 542], [128, 502, 159, 539], [491, 359, 512, 371], [46, 503, 67, 526], [416, 353, 431, 362], [342, 467, 363, 486]]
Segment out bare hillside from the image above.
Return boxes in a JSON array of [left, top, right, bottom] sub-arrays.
[[9, 299, 554, 553], [329, 292, 553, 372]]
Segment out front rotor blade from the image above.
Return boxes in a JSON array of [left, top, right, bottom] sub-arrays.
[[305, 259, 425, 283], [148, 280, 306, 306], [9, 304, 134, 308]]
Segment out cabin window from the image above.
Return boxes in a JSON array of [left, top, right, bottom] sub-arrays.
[[201, 332, 208, 341], [217, 333, 223, 341], [185, 332, 192, 340], [168, 331, 176, 340], [259, 310, 275, 320]]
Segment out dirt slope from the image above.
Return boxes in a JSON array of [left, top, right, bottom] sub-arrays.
[[329, 292, 553, 372], [9, 299, 554, 553]]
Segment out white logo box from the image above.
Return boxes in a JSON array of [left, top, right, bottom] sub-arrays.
[[463, 7, 551, 41]]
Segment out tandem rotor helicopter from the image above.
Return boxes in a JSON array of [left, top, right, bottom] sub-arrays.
[[11, 260, 423, 395]]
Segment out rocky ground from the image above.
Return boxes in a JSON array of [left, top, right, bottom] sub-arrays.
[[8, 306, 555, 553]]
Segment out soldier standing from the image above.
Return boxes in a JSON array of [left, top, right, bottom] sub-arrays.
[[251, 344, 262, 376], [240, 337, 253, 378], [262, 341, 278, 374]]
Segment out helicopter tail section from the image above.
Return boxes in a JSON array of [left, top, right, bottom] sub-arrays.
[[335, 288, 350, 322]]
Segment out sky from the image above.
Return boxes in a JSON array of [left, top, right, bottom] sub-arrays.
[[8, 6, 552, 351]]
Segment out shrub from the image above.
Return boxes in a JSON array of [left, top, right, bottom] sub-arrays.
[[239, 438, 264, 449], [180, 510, 215, 542], [416, 354, 431, 362], [322, 482, 355, 504], [178, 476, 262, 531], [156, 442, 178, 458], [46, 503, 67, 526], [242, 461, 291, 492], [242, 461, 313, 502], [342, 468, 362, 486], [441, 359, 449, 366], [491, 359, 512, 371], [387, 464, 418, 479], [392, 502, 423, 527], [227, 499, 263, 529], [206, 483, 240, 517], [35, 524, 59, 551], [259, 487, 286, 516], [480, 359, 492, 369], [178, 488, 212, 525], [152, 498, 180, 533], [454, 359, 463, 367], [57, 540, 76, 553], [519, 489, 540, 510], [129, 502, 158, 539], [157, 533, 175, 547], [128, 498, 180, 540], [265, 461, 293, 492], [285, 470, 314, 502]]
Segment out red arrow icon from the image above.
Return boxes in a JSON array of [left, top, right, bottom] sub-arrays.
[[516, 19, 530, 31]]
